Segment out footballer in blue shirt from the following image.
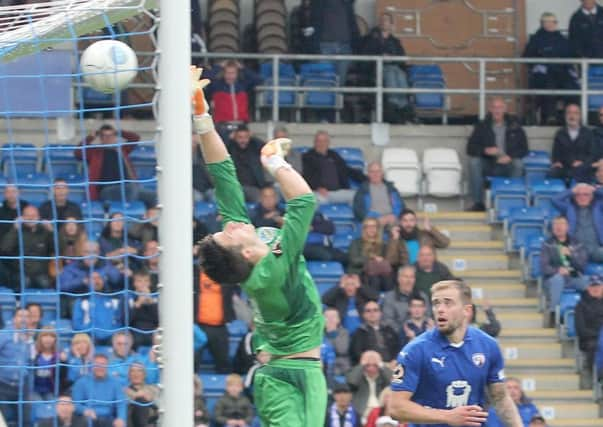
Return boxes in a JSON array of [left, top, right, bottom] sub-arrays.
[[389, 280, 522, 427]]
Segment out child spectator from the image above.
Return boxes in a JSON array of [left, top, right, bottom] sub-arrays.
[[60, 333, 95, 391], [129, 270, 159, 349], [325, 383, 361, 427], [194, 376, 210, 427], [213, 374, 254, 427], [31, 327, 62, 400], [57, 216, 87, 267]]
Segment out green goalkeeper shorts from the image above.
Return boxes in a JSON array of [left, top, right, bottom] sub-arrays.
[[253, 358, 327, 427]]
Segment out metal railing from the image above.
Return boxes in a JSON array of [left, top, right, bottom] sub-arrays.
[[192, 52, 603, 125]]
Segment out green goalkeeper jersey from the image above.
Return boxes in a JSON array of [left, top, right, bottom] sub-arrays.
[[206, 158, 324, 356]]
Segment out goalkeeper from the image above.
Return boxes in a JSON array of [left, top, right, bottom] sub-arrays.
[[191, 67, 327, 426]]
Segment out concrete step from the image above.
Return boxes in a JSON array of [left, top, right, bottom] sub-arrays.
[[500, 342, 563, 360], [534, 403, 600, 420], [435, 224, 493, 241], [511, 373, 579, 391], [548, 419, 603, 427], [474, 297, 539, 312], [470, 283, 526, 299], [417, 211, 487, 225], [440, 254, 509, 271], [440, 240, 504, 254], [529, 389, 594, 403], [497, 312, 543, 328], [498, 328, 558, 342], [460, 269, 522, 283], [505, 358, 576, 374]]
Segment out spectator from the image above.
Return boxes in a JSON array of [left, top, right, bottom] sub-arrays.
[[31, 327, 61, 401], [350, 301, 400, 365], [523, 12, 578, 125], [575, 276, 603, 384], [289, 0, 314, 54], [226, 125, 268, 203], [362, 12, 413, 123], [232, 322, 260, 375], [353, 162, 403, 225], [58, 216, 87, 267], [196, 271, 235, 373], [273, 126, 302, 173], [75, 124, 155, 207], [303, 211, 348, 265], [141, 240, 160, 288], [124, 363, 159, 427], [597, 327, 603, 382], [58, 240, 122, 294], [346, 350, 392, 423], [382, 266, 429, 334], [529, 415, 548, 427], [486, 377, 539, 427], [413, 245, 453, 298], [592, 106, 603, 169], [470, 301, 502, 338], [594, 164, 603, 186], [466, 97, 528, 211], [60, 333, 95, 390], [553, 184, 603, 262], [39, 178, 83, 221], [194, 376, 210, 427], [1, 204, 54, 289], [548, 104, 595, 184], [212, 374, 254, 427], [348, 218, 393, 292], [325, 383, 361, 427], [206, 60, 261, 128], [38, 395, 88, 427], [129, 270, 158, 349], [323, 307, 351, 375], [364, 388, 398, 427], [0, 184, 28, 236], [141, 333, 159, 385], [400, 295, 434, 348], [27, 302, 43, 332], [99, 212, 141, 262], [250, 186, 284, 228], [72, 271, 124, 345], [322, 274, 379, 335], [127, 207, 159, 247], [302, 130, 365, 204], [72, 353, 127, 427], [242, 351, 270, 403], [0, 309, 34, 425], [108, 331, 137, 387], [387, 209, 450, 268], [193, 324, 208, 373], [569, 0, 603, 58], [192, 132, 214, 202], [309, 0, 360, 85], [541, 216, 590, 314]]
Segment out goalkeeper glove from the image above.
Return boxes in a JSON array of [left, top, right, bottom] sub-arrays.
[[190, 66, 214, 134], [261, 138, 293, 176]]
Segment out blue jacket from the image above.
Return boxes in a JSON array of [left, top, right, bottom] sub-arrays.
[[72, 374, 127, 421], [0, 330, 33, 386], [142, 354, 159, 385], [552, 189, 603, 245], [352, 180, 404, 222], [64, 351, 92, 385], [72, 293, 124, 342], [58, 260, 123, 293], [486, 401, 539, 427], [108, 353, 138, 387]]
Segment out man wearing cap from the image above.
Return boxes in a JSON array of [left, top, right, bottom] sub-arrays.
[[325, 383, 362, 427], [575, 275, 603, 386]]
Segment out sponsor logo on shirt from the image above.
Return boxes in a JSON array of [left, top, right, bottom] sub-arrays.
[[446, 380, 472, 408], [472, 353, 486, 368]]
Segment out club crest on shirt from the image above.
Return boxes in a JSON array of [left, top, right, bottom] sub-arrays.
[[392, 363, 404, 384], [256, 227, 283, 257], [472, 353, 486, 367]]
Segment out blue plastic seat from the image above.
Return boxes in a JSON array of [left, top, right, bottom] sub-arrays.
[[332, 233, 354, 251], [260, 62, 296, 79], [129, 145, 156, 163], [200, 374, 228, 394], [0, 290, 16, 324], [408, 65, 446, 111], [523, 150, 551, 169], [506, 207, 547, 251], [528, 251, 542, 280], [42, 144, 80, 176], [565, 310, 576, 338], [586, 263, 603, 276], [316, 282, 333, 296], [194, 201, 217, 220], [31, 400, 55, 422], [333, 147, 365, 171], [261, 77, 298, 107], [1, 143, 38, 176], [495, 196, 528, 222], [80, 201, 105, 219], [319, 203, 354, 223], [306, 261, 344, 283], [588, 66, 603, 110], [227, 319, 248, 338], [108, 200, 146, 218], [558, 291, 581, 326], [302, 76, 339, 108]]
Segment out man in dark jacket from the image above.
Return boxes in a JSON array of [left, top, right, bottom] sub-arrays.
[[250, 186, 284, 228], [322, 274, 379, 335], [569, 0, 603, 58], [353, 162, 403, 225], [303, 212, 348, 265], [0, 205, 54, 290], [575, 276, 603, 384], [523, 12, 579, 125], [289, 0, 314, 54], [39, 178, 83, 221], [350, 300, 400, 365], [413, 245, 453, 298], [0, 184, 29, 236], [540, 216, 590, 313], [552, 184, 603, 262], [466, 97, 528, 211], [302, 130, 365, 204], [226, 125, 267, 203], [548, 104, 594, 184]]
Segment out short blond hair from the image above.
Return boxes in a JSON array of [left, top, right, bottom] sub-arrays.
[[226, 373, 244, 387], [431, 280, 472, 304]]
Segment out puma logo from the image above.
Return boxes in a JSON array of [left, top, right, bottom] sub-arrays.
[[431, 356, 446, 367]]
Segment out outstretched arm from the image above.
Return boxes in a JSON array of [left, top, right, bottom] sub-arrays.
[[488, 383, 522, 427]]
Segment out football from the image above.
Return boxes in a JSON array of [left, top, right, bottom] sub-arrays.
[[80, 40, 138, 93]]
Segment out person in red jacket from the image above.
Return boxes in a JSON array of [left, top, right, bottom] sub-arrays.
[[75, 124, 156, 207]]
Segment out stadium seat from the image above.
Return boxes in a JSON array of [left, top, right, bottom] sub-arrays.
[[84, 220, 104, 241], [80, 201, 105, 219], [332, 233, 355, 251], [0, 289, 16, 324], [307, 261, 344, 288], [504, 207, 547, 252], [200, 373, 228, 394], [17, 173, 51, 200], [523, 150, 551, 182], [564, 310, 576, 339], [108, 201, 146, 218], [529, 178, 564, 217], [42, 144, 80, 177], [333, 147, 365, 171], [407, 64, 447, 123], [381, 148, 421, 197], [227, 319, 248, 338], [256, 61, 298, 119], [588, 66, 603, 111], [299, 62, 343, 121], [31, 400, 55, 422], [316, 282, 333, 296], [319, 203, 355, 233], [422, 148, 463, 198], [556, 291, 581, 334], [585, 263, 603, 277], [194, 201, 217, 220], [1, 143, 38, 176], [487, 177, 528, 222]]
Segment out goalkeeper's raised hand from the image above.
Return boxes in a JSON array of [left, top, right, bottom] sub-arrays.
[[261, 138, 293, 176], [190, 66, 213, 134]]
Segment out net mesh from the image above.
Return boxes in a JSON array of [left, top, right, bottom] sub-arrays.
[[0, 2, 159, 426]]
